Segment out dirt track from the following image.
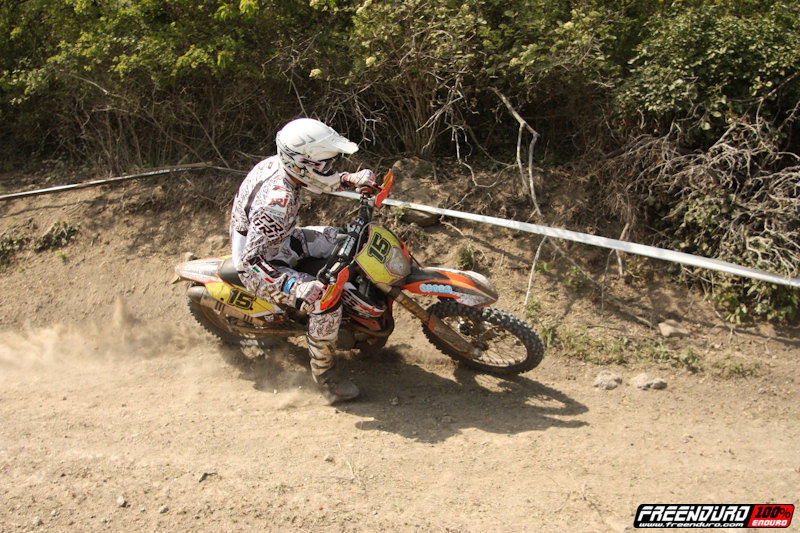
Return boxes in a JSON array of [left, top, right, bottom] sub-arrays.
[[1, 174, 798, 532]]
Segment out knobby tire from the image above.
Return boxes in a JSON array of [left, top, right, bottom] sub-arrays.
[[186, 289, 283, 348], [423, 300, 544, 374]]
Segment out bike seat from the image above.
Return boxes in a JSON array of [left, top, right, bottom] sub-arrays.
[[218, 257, 329, 287], [295, 257, 328, 277], [218, 258, 244, 286]]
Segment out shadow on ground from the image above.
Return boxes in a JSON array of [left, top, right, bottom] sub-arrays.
[[218, 343, 589, 444]]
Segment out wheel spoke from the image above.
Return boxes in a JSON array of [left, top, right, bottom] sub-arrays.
[[423, 300, 544, 374], [188, 291, 294, 348], [443, 316, 527, 367]]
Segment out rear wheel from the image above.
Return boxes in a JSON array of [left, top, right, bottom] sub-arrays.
[[186, 285, 296, 348], [423, 300, 544, 374]]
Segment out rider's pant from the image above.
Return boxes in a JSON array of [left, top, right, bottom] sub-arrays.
[[307, 304, 343, 380], [238, 226, 344, 378]]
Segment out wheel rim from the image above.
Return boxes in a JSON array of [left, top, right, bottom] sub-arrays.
[[198, 305, 258, 337], [194, 302, 299, 340], [444, 315, 529, 368]]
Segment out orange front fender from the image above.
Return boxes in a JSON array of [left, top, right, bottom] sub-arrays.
[[401, 266, 498, 307]]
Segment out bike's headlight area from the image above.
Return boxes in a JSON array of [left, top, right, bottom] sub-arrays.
[[385, 247, 412, 280]]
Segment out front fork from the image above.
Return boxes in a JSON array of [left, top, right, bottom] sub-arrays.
[[381, 286, 478, 359]]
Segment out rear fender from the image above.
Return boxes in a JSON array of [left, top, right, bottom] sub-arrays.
[[401, 266, 498, 307], [174, 258, 226, 285], [176, 257, 280, 318]]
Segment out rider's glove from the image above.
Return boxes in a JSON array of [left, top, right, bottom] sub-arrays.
[[340, 169, 379, 194], [294, 279, 325, 312]]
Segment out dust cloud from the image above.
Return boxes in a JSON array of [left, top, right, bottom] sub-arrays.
[[0, 297, 199, 372], [0, 296, 326, 407]]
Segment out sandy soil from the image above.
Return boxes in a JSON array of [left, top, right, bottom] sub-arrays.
[[1, 170, 798, 532]]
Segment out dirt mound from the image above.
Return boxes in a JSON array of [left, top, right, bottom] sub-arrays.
[[1, 168, 798, 531]]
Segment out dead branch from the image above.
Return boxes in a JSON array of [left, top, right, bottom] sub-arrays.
[[525, 237, 548, 310], [491, 89, 543, 217]]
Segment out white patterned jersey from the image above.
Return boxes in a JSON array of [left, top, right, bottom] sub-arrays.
[[229, 156, 340, 309]]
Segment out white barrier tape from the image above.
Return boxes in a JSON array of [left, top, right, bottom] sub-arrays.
[[0, 162, 212, 201], [331, 191, 800, 289]]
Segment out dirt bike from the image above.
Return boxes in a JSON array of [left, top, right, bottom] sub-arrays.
[[174, 170, 544, 375]]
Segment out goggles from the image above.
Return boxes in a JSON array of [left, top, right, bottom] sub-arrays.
[[301, 155, 341, 176]]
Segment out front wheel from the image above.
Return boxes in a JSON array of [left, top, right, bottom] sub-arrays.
[[423, 300, 544, 374]]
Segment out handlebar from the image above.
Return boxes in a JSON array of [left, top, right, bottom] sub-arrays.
[[315, 169, 395, 308]]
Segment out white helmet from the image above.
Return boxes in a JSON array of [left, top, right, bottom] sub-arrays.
[[276, 118, 359, 193]]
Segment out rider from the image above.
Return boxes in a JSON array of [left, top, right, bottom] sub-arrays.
[[229, 118, 378, 403]]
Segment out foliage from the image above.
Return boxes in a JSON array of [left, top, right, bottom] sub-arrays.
[[0, 0, 349, 170], [456, 241, 477, 270], [0, 222, 79, 267], [618, 1, 800, 145], [554, 327, 703, 373], [0, 232, 28, 268], [33, 222, 80, 252], [561, 265, 591, 293], [595, 1, 800, 322], [1, 0, 798, 320], [337, 0, 489, 155], [6, 0, 796, 163], [598, 116, 800, 322]]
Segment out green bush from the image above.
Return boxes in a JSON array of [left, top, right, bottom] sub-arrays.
[[618, 1, 800, 146], [0, 0, 350, 169], [1, 0, 798, 320], [0, 232, 28, 268], [338, 0, 490, 155]]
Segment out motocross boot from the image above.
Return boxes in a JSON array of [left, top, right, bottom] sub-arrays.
[[316, 367, 360, 404], [308, 337, 360, 404]]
